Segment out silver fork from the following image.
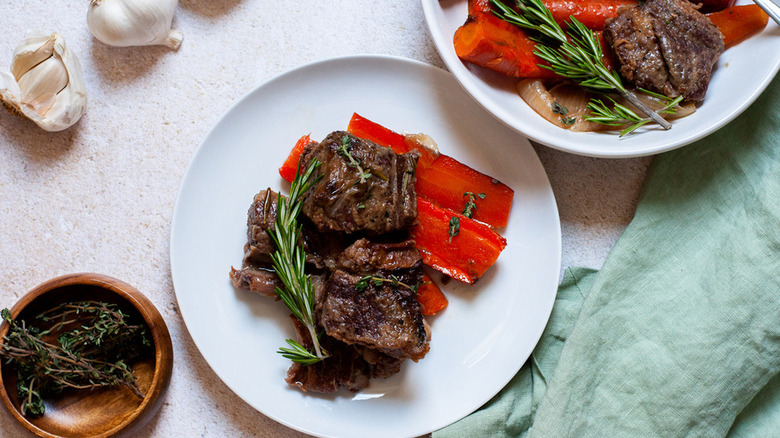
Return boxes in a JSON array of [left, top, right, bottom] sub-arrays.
[[754, 0, 780, 26]]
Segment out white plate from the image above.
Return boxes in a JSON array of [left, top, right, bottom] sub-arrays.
[[170, 55, 561, 438], [422, 0, 780, 158]]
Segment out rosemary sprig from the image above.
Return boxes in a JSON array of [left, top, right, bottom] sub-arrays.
[[489, 0, 673, 131], [269, 158, 329, 365], [0, 305, 149, 416], [586, 94, 684, 136]]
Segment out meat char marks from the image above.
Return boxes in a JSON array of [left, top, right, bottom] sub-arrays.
[[603, 0, 724, 101], [318, 239, 430, 362], [299, 131, 419, 235]]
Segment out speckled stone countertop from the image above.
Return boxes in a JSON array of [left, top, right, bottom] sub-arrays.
[[0, 1, 650, 436]]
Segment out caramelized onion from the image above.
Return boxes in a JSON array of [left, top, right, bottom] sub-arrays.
[[517, 79, 696, 132], [548, 83, 611, 132]]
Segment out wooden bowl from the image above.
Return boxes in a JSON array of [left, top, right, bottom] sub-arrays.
[[0, 273, 173, 438]]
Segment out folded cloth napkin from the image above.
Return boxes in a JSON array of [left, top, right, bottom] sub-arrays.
[[435, 75, 780, 438]]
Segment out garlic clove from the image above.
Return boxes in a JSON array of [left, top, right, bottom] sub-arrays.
[[10, 33, 55, 80], [88, 0, 183, 49], [0, 31, 87, 132], [17, 57, 69, 113]]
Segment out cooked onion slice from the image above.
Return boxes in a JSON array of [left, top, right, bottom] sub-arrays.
[[548, 83, 611, 132], [517, 79, 609, 132], [517, 79, 696, 132]]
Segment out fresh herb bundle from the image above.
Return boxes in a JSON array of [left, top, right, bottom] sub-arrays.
[[490, 0, 682, 135], [0, 301, 151, 416]]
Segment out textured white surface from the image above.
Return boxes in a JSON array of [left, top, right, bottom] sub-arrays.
[[0, 1, 649, 436]]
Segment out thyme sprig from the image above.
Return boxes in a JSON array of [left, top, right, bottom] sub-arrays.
[[337, 136, 372, 184], [355, 275, 422, 293], [489, 0, 673, 131], [269, 158, 329, 365], [462, 192, 486, 219], [0, 304, 150, 416]]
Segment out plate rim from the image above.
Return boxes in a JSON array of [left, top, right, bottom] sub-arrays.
[[170, 53, 562, 437]]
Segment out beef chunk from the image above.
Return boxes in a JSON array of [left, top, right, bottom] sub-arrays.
[[317, 239, 430, 361], [300, 131, 418, 235], [335, 238, 423, 274], [604, 0, 724, 101], [229, 189, 281, 296], [230, 189, 349, 294], [285, 318, 372, 393], [354, 346, 405, 378]]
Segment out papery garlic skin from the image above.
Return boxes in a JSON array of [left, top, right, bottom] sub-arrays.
[[88, 0, 183, 49], [0, 32, 87, 132]]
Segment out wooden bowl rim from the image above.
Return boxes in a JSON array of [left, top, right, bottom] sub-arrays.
[[0, 273, 173, 438]]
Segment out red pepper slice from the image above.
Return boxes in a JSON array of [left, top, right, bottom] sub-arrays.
[[279, 134, 311, 182], [347, 114, 409, 153], [410, 198, 507, 284], [347, 113, 514, 228], [417, 274, 448, 315]]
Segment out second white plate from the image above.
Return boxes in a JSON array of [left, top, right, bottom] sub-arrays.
[[422, 0, 780, 157], [170, 55, 561, 438]]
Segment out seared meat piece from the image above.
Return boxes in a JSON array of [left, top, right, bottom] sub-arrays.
[[317, 239, 430, 361], [300, 222, 351, 271], [335, 237, 424, 274], [285, 318, 372, 393], [300, 131, 418, 235], [229, 189, 281, 296], [354, 346, 405, 378], [230, 189, 349, 294], [603, 0, 724, 101]]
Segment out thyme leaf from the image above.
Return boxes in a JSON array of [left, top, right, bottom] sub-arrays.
[[337, 135, 372, 184], [448, 216, 461, 242], [462, 192, 486, 219]]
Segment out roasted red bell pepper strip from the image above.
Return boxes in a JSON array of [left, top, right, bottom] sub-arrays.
[[279, 134, 311, 182], [417, 274, 448, 315], [347, 113, 514, 228], [346, 114, 408, 153], [708, 5, 769, 48], [410, 198, 507, 284]]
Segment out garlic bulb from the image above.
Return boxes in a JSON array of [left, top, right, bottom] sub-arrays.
[[0, 31, 87, 132], [87, 0, 183, 49]]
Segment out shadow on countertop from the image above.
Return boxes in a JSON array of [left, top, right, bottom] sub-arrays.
[[178, 0, 244, 18]]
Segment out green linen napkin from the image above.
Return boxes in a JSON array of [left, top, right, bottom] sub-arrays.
[[436, 75, 780, 437]]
